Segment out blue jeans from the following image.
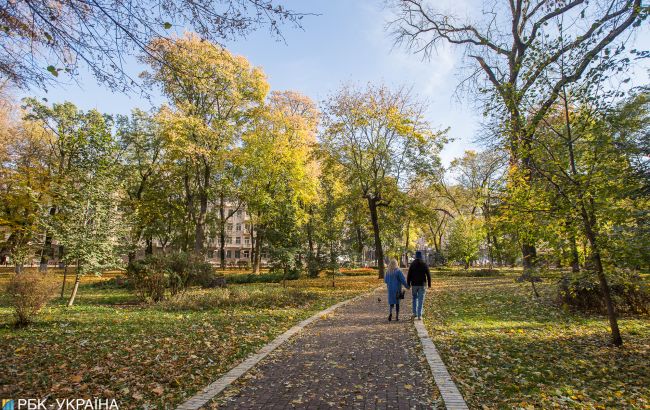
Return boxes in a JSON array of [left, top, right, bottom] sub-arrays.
[[411, 286, 426, 318]]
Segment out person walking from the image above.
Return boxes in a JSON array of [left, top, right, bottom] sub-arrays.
[[384, 258, 408, 321], [407, 251, 431, 320]]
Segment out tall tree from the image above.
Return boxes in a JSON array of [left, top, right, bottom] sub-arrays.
[[321, 84, 445, 278], [143, 34, 269, 255], [390, 0, 647, 272], [241, 90, 319, 273]]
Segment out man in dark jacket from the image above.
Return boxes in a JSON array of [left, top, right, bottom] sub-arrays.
[[407, 251, 431, 320]]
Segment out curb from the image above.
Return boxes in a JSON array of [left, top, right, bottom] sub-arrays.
[[414, 320, 469, 410], [176, 286, 382, 410]]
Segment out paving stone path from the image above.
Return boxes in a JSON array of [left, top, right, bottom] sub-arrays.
[[210, 289, 442, 409]]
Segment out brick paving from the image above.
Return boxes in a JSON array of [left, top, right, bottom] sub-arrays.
[[210, 288, 441, 409]]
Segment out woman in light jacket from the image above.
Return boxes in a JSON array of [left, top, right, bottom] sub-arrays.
[[384, 258, 408, 321]]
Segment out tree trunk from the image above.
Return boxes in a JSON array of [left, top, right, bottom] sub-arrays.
[[355, 224, 364, 265], [521, 243, 537, 271], [570, 232, 580, 273], [60, 263, 68, 298], [67, 267, 81, 307], [580, 202, 622, 346], [404, 220, 410, 267], [193, 164, 210, 255], [39, 206, 57, 272], [367, 197, 385, 278], [253, 230, 263, 274], [219, 194, 227, 270], [145, 237, 153, 255]]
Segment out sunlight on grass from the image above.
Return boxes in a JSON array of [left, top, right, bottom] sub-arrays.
[[424, 273, 649, 409], [0, 273, 380, 409]]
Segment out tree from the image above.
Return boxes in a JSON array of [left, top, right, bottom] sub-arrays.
[[116, 109, 167, 262], [241, 91, 318, 274], [0, 0, 307, 90], [390, 0, 647, 272], [445, 216, 484, 269], [0, 104, 49, 273], [321, 84, 445, 278], [29, 104, 124, 306], [143, 33, 269, 255], [529, 90, 649, 345]]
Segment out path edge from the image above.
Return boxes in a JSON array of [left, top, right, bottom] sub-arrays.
[[176, 286, 382, 410], [414, 320, 469, 410]]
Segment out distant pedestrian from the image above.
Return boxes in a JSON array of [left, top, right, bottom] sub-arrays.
[[407, 251, 431, 320], [384, 258, 408, 321]]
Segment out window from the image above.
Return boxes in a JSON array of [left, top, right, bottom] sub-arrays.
[[244, 237, 250, 246], [236, 223, 241, 231], [207, 250, 214, 258], [226, 237, 232, 244], [227, 223, 233, 232], [226, 250, 232, 258], [235, 250, 241, 259], [237, 210, 243, 217], [243, 250, 249, 258], [235, 237, 241, 245]]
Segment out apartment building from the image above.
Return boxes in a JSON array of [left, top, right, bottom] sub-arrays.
[[204, 206, 264, 267]]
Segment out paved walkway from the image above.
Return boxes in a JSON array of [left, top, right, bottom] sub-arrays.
[[210, 289, 441, 409]]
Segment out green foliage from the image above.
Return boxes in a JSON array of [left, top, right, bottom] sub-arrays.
[[126, 253, 218, 301], [559, 271, 649, 314], [445, 216, 484, 269]]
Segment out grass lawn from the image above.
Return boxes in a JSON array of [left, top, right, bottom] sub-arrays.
[[424, 271, 649, 409], [0, 272, 380, 409]]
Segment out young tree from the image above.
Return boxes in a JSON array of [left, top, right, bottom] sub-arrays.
[[529, 90, 649, 345], [321, 84, 445, 278], [445, 216, 484, 269], [30, 105, 124, 306]]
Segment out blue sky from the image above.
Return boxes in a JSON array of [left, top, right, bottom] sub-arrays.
[[23, 0, 649, 165]]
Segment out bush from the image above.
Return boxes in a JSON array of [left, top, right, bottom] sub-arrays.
[[438, 268, 504, 277], [127, 253, 221, 302], [339, 268, 377, 277], [558, 271, 650, 314], [90, 275, 132, 290], [226, 271, 290, 284], [160, 286, 316, 311], [127, 256, 168, 302], [6, 273, 57, 326]]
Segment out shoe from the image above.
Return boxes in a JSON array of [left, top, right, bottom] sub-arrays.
[[388, 314, 392, 321], [395, 316, 399, 321], [417, 316, 422, 320]]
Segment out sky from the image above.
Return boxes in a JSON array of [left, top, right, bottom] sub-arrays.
[[23, 0, 650, 166]]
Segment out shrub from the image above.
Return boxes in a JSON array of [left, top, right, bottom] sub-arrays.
[[558, 271, 650, 314], [6, 273, 57, 326], [339, 268, 377, 277], [127, 253, 221, 301], [90, 275, 132, 290], [127, 256, 168, 302], [226, 271, 289, 284], [160, 286, 316, 311], [437, 268, 503, 277]]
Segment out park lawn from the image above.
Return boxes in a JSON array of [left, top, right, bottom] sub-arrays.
[[0, 273, 380, 410], [423, 272, 649, 409]]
